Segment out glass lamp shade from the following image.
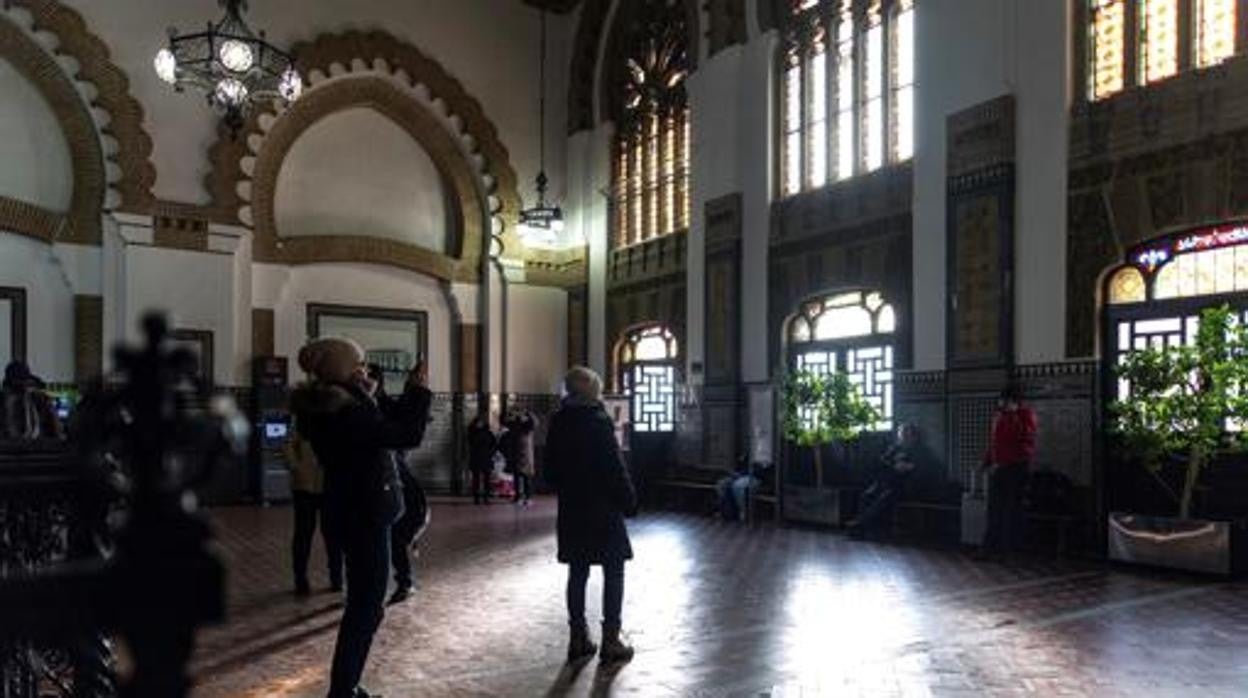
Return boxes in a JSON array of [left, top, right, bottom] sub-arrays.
[[154, 48, 178, 85], [214, 78, 249, 107], [219, 40, 255, 73], [279, 69, 304, 101]]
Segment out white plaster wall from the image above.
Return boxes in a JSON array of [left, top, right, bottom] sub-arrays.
[[911, 0, 1010, 371], [0, 54, 72, 211], [739, 34, 776, 382], [253, 263, 455, 393], [123, 245, 237, 386], [686, 45, 743, 381], [0, 236, 98, 382], [506, 283, 567, 395], [566, 126, 613, 377], [1012, 0, 1070, 364], [911, 0, 1069, 369], [274, 108, 449, 252], [61, 0, 572, 212]]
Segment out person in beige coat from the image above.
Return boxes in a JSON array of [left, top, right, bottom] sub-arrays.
[[286, 415, 343, 595]]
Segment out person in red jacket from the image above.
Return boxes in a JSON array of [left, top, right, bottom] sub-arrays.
[[980, 383, 1037, 557]]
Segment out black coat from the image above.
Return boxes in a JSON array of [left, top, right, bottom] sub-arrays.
[[467, 423, 497, 473], [545, 399, 636, 564], [291, 381, 432, 532]]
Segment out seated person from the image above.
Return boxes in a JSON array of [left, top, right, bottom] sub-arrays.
[[716, 456, 773, 522], [848, 423, 919, 539]]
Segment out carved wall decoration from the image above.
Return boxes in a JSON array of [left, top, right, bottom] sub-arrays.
[[1066, 126, 1248, 357], [946, 96, 1016, 369], [2, 1, 155, 232], [73, 294, 102, 382], [567, 0, 701, 134], [768, 167, 913, 374], [703, 194, 743, 467]]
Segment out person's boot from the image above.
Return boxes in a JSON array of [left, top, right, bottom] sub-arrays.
[[566, 621, 597, 662], [598, 622, 634, 663]]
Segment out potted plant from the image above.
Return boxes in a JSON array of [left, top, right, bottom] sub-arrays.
[[779, 369, 879, 525], [1109, 305, 1248, 574]]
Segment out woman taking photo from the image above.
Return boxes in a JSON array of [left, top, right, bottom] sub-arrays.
[[291, 338, 432, 698]]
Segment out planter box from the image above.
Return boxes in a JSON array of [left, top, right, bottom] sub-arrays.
[[1108, 512, 1233, 575], [783, 485, 855, 527]]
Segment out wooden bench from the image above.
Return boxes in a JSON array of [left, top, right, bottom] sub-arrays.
[[652, 478, 719, 513]]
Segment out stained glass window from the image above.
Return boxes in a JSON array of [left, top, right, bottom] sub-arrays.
[[1089, 0, 1126, 100], [788, 290, 897, 431], [781, 0, 915, 198], [617, 325, 680, 433], [1197, 0, 1237, 67], [1089, 0, 1238, 101], [1108, 266, 1146, 304], [1138, 0, 1178, 85], [891, 0, 916, 162], [610, 0, 691, 249]]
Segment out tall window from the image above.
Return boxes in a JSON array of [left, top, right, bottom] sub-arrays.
[[610, 0, 691, 249], [1088, 0, 1239, 101], [1138, 0, 1178, 84], [780, 0, 916, 198], [1106, 224, 1248, 402], [787, 291, 897, 431], [617, 325, 680, 433], [1197, 0, 1237, 68]]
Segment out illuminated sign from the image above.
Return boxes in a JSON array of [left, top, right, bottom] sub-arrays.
[[1132, 221, 1248, 272]]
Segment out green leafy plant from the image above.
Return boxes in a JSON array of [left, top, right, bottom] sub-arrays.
[[1111, 305, 1248, 519], [781, 369, 880, 488]]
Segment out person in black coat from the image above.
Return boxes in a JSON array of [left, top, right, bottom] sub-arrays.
[[467, 415, 497, 504], [545, 366, 637, 664], [367, 364, 432, 606], [291, 339, 432, 698]]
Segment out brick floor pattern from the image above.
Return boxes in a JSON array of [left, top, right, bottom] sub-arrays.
[[190, 500, 1248, 697]]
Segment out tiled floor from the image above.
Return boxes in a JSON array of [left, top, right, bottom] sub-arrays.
[[191, 499, 1248, 697]]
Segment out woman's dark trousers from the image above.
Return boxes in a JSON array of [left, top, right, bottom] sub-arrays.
[[390, 468, 425, 590], [513, 473, 532, 502], [327, 523, 391, 698], [472, 469, 491, 503], [566, 561, 624, 628], [984, 463, 1029, 553], [291, 491, 343, 590], [853, 483, 901, 535]]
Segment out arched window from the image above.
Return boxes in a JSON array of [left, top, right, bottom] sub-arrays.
[[609, 0, 691, 249], [787, 290, 896, 431], [780, 0, 916, 198], [617, 325, 680, 433], [1087, 0, 1237, 101], [1105, 223, 1248, 399]]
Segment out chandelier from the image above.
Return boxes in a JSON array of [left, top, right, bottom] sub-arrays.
[[153, 0, 302, 133], [517, 9, 566, 249]]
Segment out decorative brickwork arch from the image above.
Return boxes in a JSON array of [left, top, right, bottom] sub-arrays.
[[0, 1, 155, 245], [247, 76, 484, 281], [208, 30, 535, 282]]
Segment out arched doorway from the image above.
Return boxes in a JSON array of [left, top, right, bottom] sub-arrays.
[[615, 324, 680, 495]]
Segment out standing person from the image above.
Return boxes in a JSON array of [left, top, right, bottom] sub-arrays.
[[467, 415, 497, 504], [0, 360, 62, 441], [980, 384, 1038, 558], [367, 364, 431, 606], [285, 417, 343, 596], [505, 408, 538, 506], [291, 339, 432, 698], [545, 367, 637, 664], [848, 423, 919, 539]]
